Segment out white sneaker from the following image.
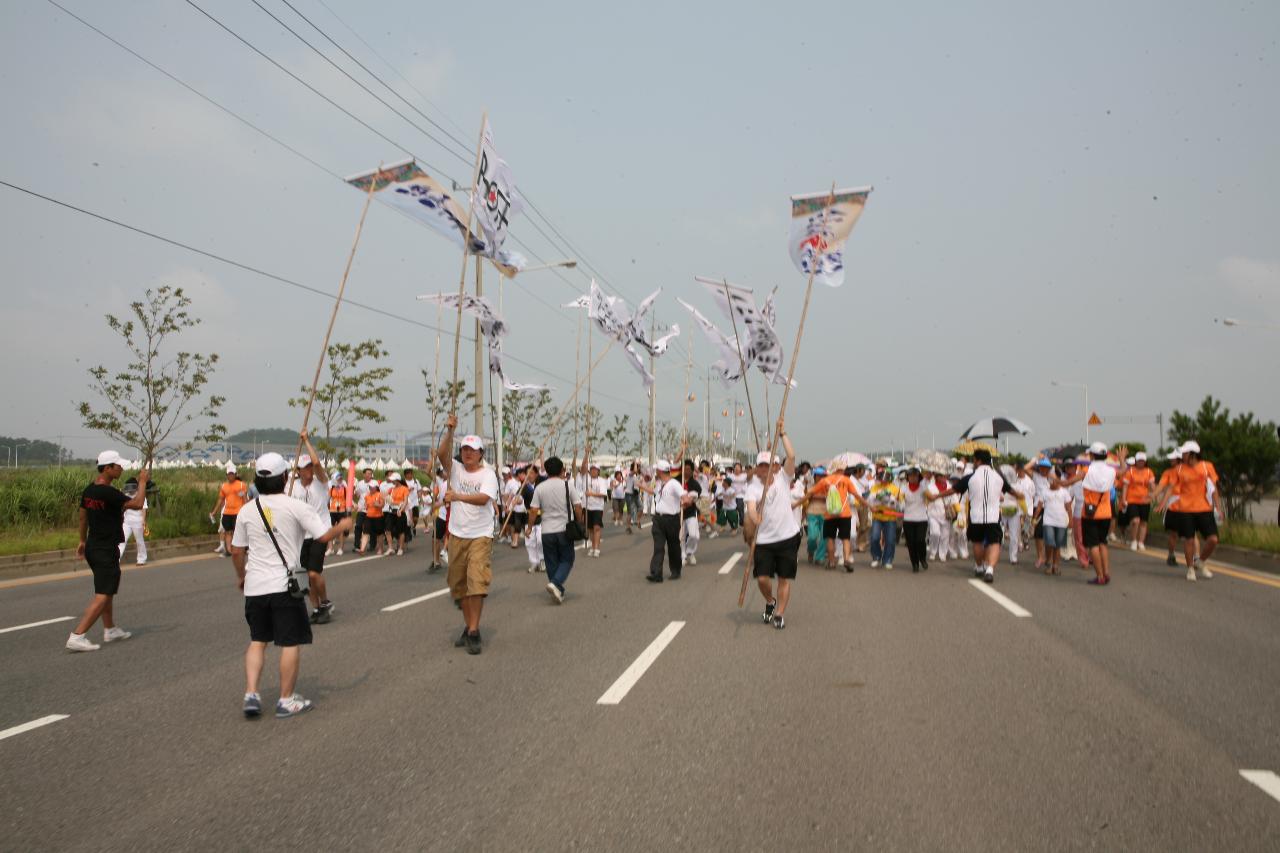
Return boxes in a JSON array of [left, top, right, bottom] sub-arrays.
[[66, 633, 100, 652], [1198, 562, 1213, 579], [275, 694, 314, 718], [1130, 541, 1138, 552], [688, 554, 697, 565], [135, 560, 147, 566], [984, 567, 995, 583], [214, 544, 226, 554], [1010, 557, 1018, 565], [1138, 542, 1146, 551], [1186, 567, 1197, 582], [336, 547, 344, 556], [396, 548, 404, 556], [884, 563, 894, 570], [870, 560, 880, 568], [103, 627, 132, 643], [709, 530, 719, 539], [538, 559, 546, 572], [546, 581, 564, 604]]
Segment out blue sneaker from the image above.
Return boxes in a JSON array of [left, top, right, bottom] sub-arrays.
[[243, 692, 262, 718], [275, 694, 314, 718]]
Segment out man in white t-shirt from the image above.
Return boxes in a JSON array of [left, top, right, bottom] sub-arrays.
[[231, 452, 351, 719], [501, 467, 526, 550], [745, 421, 800, 629], [286, 432, 334, 624], [437, 413, 500, 655], [584, 462, 609, 557]]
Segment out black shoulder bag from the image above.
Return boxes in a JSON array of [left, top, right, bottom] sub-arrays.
[[564, 479, 586, 542], [254, 498, 309, 599]]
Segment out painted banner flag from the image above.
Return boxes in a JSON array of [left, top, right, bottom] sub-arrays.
[[345, 159, 526, 276], [586, 280, 680, 391], [694, 276, 793, 387], [788, 186, 872, 287], [472, 120, 524, 252], [416, 293, 548, 392], [677, 298, 744, 387]]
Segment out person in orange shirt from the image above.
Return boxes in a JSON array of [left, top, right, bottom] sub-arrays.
[[1158, 440, 1223, 581], [209, 464, 249, 557], [360, 485, 388, 556], [807, 465, 870, 572], [387, 472, 411, 556], [327, 479, 349, 556], [1119, 452, 1156, 552]]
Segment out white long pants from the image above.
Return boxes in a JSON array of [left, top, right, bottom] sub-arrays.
[[950, 524, 969, 559], [525, 523, 544, 567], [119, 520, 147, 563], [927, 517, 950, 559], [682, 516, 700, 559], [1003, 512, 1024, 562]]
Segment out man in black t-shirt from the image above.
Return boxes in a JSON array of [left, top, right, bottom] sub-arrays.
[[68, 450, 149, 652]]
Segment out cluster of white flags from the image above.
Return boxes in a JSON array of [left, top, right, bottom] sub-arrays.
[[691, 277, 793, 388], [577, 280, 680, 391], [416, 293, 549, 392]]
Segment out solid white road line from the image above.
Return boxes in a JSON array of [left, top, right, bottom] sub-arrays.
[[381, 588, 451, 612], [327, 553, 398, 569], [0, 714, 69, 742], [1240, 770, 1280, 804], [0, 616, 74, 635], [967, 579, 1032, 618], [718, 552, 743, 575], [597, 621, 685, 705]]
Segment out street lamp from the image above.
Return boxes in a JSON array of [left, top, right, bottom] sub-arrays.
[[1050, 380, 1089, 442], [520, 259, 578, 274], [1217, 317, 1280, 330]]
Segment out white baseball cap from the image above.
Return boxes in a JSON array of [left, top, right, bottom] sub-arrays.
[[1167, 449, 1182, 461], [460, 434, 484, 450], [501, 466, 511, 474], [388, 471, 401, 481], [1180, 440, 1201, 455], [96, 450, 126, 467], [255, 452, 288, 477], [655, 460, 671, 472], [1125, 456, 1136, 466], [297, 454, 312, 468], [225, 463, 238, 474], [1089, 441, 1108, 455], [1135, 452, 1147, 462], [756, 450, 781, 466]]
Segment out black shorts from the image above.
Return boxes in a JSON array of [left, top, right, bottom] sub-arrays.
[[511, 511, 528, 530], [1124, 503, 1151, 523], [967, 522, 1004, 546], [587, 509, 605, 529], [1033, 518, 1044, 540], [434, 517, 447, 539], [85, 544, 122, 595], [299, 538, 326, 574], [1170, 511, 1217, 540], [822, 517, 852, 540], [1081, 518, 1111, 549], [753, 532, 802, 579], [221, 514, 238, 532], [365, 516, 385, 537], [388, 513, 407, 537], [244, 592, 312, 647], [329, 511, 347, 526]]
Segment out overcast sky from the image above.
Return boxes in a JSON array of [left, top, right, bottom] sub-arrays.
[[2, 0, 1278, 461]]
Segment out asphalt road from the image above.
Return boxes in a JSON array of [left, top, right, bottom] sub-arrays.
[[2, 523, 1279, 851]]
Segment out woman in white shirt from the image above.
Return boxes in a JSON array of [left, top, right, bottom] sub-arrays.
[[901, 468, 931, 571], [1038, 478, 1073, 575]]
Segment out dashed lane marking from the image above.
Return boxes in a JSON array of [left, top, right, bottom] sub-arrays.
[[0, 714, 69, 742], [0, 616, 74, 635], [381, 588, 451, 612], [1240, 770, 1280, 804], [597, 621, 685, 705], [718, 552, 743, 575], [967, 579, 1032, 617]]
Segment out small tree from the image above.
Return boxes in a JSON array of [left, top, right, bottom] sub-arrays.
[[1168, 395, 1280, 521], [78, 285, 225, 463], [290, 339, 393, 456], [423, 374, 476, 437], [604, 414, 632, 459], [579, 404, 604, 448], [502, 388, 553, 463]]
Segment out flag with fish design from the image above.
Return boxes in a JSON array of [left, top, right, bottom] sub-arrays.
[[788, 186, 872, 287], [345, 159, 526, 276]]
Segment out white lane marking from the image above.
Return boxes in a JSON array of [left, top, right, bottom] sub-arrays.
[[718, 552, 743, 575], [597, 621, 685, 705], [0, 714, 69, 742], [381, 588, 451, 612], [1241, 770, 1280, 803], [0, 616, 74, 635], [967, 579, 1032, 618]]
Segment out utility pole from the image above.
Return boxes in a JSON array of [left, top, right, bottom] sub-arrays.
[[704, 368, 711, 463], [473, 259, 484, 437], [648, 313, 656, 466]]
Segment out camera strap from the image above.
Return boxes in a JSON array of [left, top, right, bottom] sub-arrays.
[[254, 498, 294, 583]]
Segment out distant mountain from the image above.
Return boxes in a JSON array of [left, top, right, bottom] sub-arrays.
[[226, 428, 357, 446]]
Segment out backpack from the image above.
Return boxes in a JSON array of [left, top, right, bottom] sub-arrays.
[[825, 480, 846, 516]]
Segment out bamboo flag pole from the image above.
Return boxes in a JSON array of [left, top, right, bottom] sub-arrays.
[[449, 111, 488, 414], [720, 278, 762, 458], [584, 312, 594, 472], [737, 183, 836, 607], [571, 309, 583, 469], [495, 337, 616, 541], [287, 162, 381, 493], [429, 301, 442, 454]]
